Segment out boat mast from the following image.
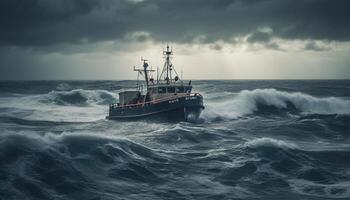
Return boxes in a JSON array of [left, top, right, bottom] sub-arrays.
[[165, 45, 171, 84], [159, 44, 180, 85], [133, 58, 155, 90], [142, 59, 149, 87]]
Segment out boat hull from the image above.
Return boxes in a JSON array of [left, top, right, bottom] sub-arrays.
[[107, 94, 204, 121]]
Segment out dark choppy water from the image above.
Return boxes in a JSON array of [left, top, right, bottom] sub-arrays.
[[0, 80, 350, 200]]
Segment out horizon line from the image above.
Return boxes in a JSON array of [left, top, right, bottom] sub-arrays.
[[0, 79, 349, 81]]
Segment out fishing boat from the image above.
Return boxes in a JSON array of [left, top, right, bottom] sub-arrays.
[[107, 45, 204, 121]]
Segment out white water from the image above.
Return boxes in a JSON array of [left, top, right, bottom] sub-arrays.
[[0, 89, 118, 122], [244, 137, 298, 149], [202, 88, 350, 120]]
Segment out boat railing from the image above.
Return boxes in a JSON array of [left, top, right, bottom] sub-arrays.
[[110, 92, 202, 109]]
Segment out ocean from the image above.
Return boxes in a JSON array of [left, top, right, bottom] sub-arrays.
[[0, 80, 349, 200]]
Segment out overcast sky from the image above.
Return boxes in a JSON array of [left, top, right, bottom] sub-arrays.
[[1, 0, 350, 80]]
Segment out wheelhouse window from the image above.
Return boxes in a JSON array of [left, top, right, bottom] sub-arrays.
[[158, 87, 166, 93], [176, 87, 185, 93], [151, 88, 157, 93], [167, 87, 175, 93]]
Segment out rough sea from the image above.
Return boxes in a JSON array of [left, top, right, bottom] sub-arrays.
[[0, 80, 350, 200]]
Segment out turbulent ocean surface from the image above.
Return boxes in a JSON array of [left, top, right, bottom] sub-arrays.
[[0, 80, 350, 200]]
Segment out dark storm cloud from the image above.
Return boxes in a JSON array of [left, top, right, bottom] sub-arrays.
[[0, 0, 350, 48]]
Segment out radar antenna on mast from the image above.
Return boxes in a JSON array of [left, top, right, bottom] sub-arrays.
[[133, 57, 155, 89], [158, 44, 180, 84]]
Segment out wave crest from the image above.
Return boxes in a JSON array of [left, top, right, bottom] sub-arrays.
[[244, 137, 298, 149], [41, 89, 118, 106], [202, 88, 350, 120]]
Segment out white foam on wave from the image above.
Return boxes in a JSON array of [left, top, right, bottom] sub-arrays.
[[0, 89, 119, 122], [45, 89, 119, 106], [55, 82, 72, 91], [244, 137, 298, 149], [201, 88, 350, 120]]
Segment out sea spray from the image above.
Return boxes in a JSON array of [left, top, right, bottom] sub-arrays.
[[244, 137, 298, 149], [202, 88, 350, 120], [44, 89, 119, 106]]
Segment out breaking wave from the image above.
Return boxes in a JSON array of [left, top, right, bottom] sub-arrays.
[[202, 88, 350, 120], [244, 137, 298, 149], [40, 89, 118, 106], [0, 89, 118, 122]]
